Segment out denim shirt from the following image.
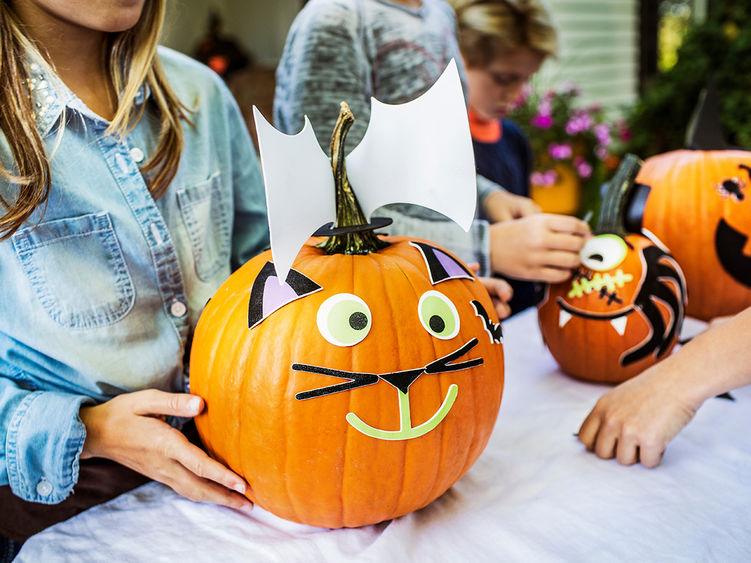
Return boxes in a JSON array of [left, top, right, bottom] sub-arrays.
[[0, 47, 269, 503]]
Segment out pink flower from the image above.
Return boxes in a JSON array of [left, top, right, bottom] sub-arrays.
[[616, 119, 632, 141], [549, 143, 572, 160], [595, 146, 609, 160], [565, 111, 593, 135], [531, 114, 553, 129], [594, 123, 611, 147], [531, 169, 558, 187], [574, 157, 592, 179]]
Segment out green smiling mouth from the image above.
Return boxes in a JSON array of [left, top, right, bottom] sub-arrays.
[[346, 384, 459, 440]]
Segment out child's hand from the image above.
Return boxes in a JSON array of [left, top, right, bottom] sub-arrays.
[[488, 213, 590, 283], [482, 189, 541, 223], [577, 366, 700, 467], [80, 390, 253, 512], [466, 262, 513, 319]]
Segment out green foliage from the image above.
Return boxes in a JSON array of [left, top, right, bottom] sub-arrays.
[[625, 2, 751, 157]]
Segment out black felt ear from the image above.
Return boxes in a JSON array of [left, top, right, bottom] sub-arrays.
[[685, 76, 732, 151], [247, 262, 322, 329], [409, 241, 474, 285]]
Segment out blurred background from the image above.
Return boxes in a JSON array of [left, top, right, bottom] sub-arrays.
[[160, 0, 749, 216]]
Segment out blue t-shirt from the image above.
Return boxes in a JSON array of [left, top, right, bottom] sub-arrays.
[[472, 118, 540, 316]]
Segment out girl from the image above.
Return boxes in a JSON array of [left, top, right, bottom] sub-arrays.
[[0, 0, 266, 551]]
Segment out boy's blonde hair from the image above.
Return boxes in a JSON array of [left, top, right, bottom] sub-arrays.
[[449, 0, 558, 68], [0, 0, 190, 239]]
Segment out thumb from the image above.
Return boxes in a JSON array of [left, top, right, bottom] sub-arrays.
[[131, 389, 205, 418]]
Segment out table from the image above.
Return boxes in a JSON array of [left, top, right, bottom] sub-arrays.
[[17, 309, 751, 562]]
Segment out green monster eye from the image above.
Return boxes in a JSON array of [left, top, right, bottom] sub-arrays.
[[580, 234, 629, 271], [418, 290, 460, 340], [316, 293, 372, 347]]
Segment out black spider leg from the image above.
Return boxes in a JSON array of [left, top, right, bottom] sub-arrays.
[[292, 366, 379, 400], [622, 250, 686, 365]]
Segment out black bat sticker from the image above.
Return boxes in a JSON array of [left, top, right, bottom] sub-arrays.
[[471, 300, 503, 343]]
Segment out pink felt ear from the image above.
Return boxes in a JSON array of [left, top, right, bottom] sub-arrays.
[[409, 241, 474, 285], [248, 262, 322, 329]]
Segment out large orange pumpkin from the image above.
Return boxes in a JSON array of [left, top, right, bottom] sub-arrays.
[[637, 150, 751, 320], [189, 103, 504, 528], [635, 82, 751, 320], [538, 155, 687, 383]]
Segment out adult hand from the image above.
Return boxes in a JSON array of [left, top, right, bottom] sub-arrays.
[[578, 367, 700, 467], [482, 189, 541, 223], [80, 389, 253, 512], [488, 213, 590, 282]]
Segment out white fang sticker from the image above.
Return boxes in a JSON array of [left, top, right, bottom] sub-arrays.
[[559, 309, 572, 328], [610, 316, 628, 336]]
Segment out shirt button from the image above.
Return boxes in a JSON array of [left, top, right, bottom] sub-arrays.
[[36, 478, 53, 497], [170, 300, 187, 318], [130, 147, 145, 163]]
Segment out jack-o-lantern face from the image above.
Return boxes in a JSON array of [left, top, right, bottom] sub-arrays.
[[190, 237, 504, 528], [638, 150, 751, 320], [538, 232, 687, 383]]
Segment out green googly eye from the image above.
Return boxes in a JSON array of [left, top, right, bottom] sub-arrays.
[[418, 290, 460, 340], [316, 293, 372, 347], [580, 234, 629, 271]]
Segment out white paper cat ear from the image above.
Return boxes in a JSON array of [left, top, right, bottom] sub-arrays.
[[253, 58, 476, 284]]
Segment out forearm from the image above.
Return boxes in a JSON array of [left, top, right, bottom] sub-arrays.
[[661, 307, 751, 406], [0, 375, 91, 503]]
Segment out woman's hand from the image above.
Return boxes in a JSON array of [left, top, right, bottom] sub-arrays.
[[80, 389, 253, 512], [577, 367, 700, 468], [489, 213, 590, 283], [482, 189, 541, 223]]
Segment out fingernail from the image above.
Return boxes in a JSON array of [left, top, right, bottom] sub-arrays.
[[233, 482, 246, 494], [238, 502, 254, 514], [188, 397, 202, 412]]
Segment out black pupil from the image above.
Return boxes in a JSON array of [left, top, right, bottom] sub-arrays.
[[349, 311, 368, 331], [429, 315, 445, 333], [589, 253, 604, 262]]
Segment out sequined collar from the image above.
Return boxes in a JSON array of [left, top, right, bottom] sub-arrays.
[[26, 56, 149, 138]]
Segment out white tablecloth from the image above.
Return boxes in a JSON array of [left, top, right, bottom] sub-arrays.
[[18, 309, 751, 562]]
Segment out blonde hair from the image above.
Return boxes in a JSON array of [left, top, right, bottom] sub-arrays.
[[0, 0, 191, 240], [449, 0, 558, 68]]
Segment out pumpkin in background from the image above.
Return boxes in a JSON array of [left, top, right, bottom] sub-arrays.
[[538, 155, 687, 383], [636, 82, 751, 321], [637, 151, 751, 320], [530, 163, 580, 215], [189, 105, 505, 528]]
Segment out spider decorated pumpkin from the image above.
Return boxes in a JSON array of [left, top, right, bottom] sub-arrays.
[[189, 104, 505, 528], [537, 155, 687, 383]]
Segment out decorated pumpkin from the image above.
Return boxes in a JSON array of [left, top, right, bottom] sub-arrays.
[[637, 152, 751, 320], [538, 155, 687, 383], [635, 83, 751, 320], [189, 104, 504, 528]]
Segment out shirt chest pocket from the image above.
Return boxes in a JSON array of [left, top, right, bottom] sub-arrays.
[[176, 173, 231, 281], [12, 212, 135, 329]]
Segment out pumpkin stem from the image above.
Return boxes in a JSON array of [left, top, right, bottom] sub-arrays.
[[595, 153, 643, 236], [317, 102, 389, 255]]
